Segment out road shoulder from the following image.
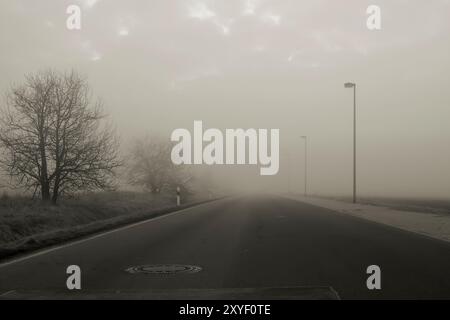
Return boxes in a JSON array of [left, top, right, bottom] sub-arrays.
[[283, 194, 450, 243]]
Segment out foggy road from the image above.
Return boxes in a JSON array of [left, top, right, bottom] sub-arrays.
[[1, 196, 450, 299]]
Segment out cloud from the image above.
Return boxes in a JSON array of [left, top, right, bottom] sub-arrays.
[[80, 41, 102, 61], [287, 50, 302, 62], [261, 12, 281, 25], [170, 65, 221, 89], [90, 51, 102, 61], [118, 27, 129, 37], [81, 0, 100, 9], [187, 2, 234, 36], [243, 0, 259, 16], [213, 18, 234, 36], [188, 2, 216, 20]]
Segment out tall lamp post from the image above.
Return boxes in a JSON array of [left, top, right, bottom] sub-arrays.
[[301, 136, 307, 197], [344, 82, 357, 203]]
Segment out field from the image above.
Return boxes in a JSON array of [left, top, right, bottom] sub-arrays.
[[311, 194, 450, 216]]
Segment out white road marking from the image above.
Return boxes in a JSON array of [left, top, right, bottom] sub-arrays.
[[0, 290, 16, 297], [0, 200, 220, 269]]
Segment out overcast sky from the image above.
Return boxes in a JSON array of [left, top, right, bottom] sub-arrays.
[[1, 0, 450, 197]]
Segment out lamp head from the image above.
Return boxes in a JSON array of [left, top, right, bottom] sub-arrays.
[[344, 82, 355, 88]]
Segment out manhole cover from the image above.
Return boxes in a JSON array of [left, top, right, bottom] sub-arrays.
[[125, 264, 202, 275]]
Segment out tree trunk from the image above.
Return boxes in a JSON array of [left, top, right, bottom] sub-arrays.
[[39, 115, 50, 203], [41, 182, 51, 202], [51, 177, 60, 204], [51, 189, 58, 204]]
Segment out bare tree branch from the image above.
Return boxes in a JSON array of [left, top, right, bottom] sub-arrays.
[[127, 136, 189, 194], [0, 69, 122, 204]]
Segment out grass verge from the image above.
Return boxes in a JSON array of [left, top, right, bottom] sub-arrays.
[[0, 191, 218, 261]]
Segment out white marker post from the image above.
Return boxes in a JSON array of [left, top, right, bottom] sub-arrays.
[[176, 186, 181, 206]]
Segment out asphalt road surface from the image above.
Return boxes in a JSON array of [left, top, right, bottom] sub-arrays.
[[1, 195, 450, 299]]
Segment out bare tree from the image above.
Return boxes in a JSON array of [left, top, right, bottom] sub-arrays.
[[0, 70, 121, 204], [128, 136, 189, 194]]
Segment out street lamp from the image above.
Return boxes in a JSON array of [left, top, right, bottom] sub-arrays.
[[301, 136, 307, 197], [344, 82, 356, 203]]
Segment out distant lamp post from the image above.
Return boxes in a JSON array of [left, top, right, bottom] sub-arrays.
[[301, 136, 308, 197], [344, 82, 357, 203]]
